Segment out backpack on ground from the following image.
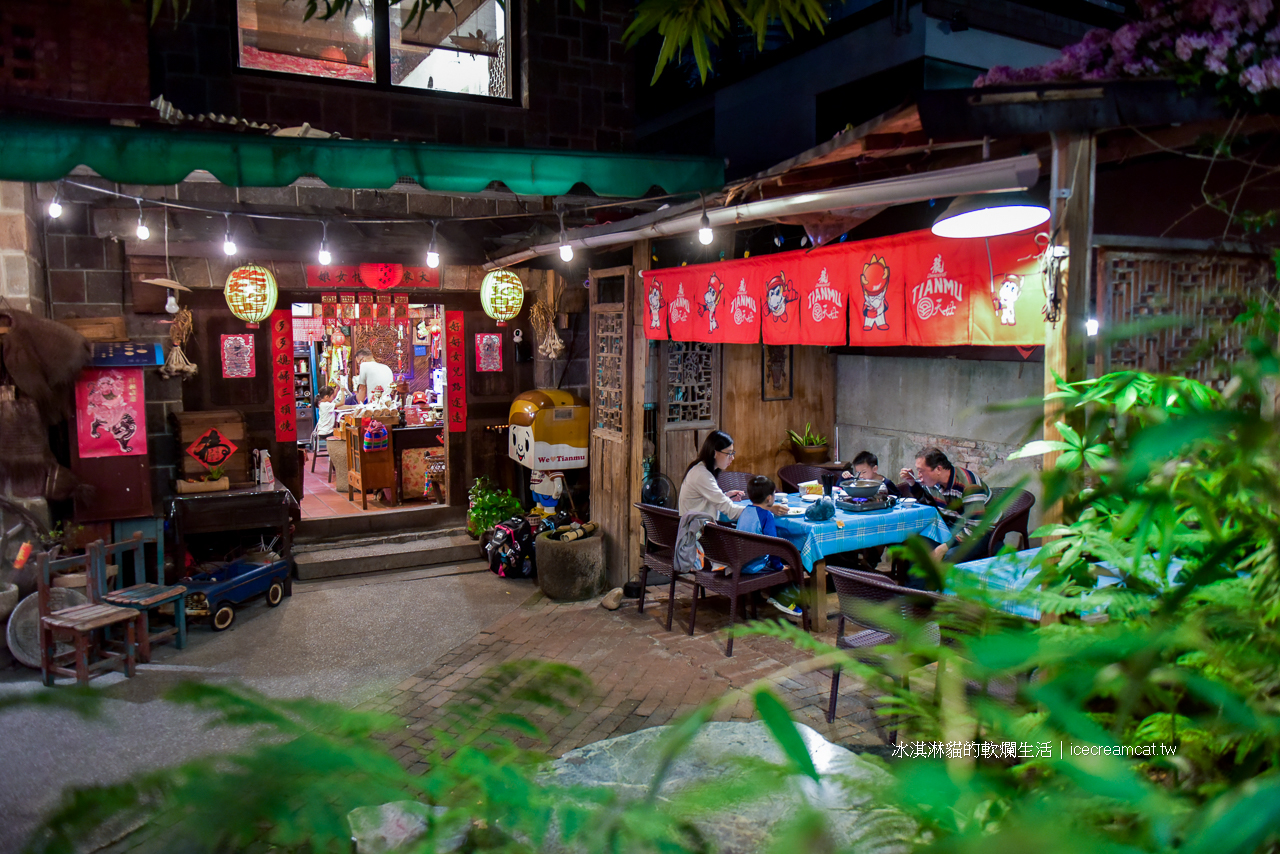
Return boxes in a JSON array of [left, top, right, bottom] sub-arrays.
[[486, 516, 536, 578]]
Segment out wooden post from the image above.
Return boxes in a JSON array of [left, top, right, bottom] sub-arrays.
[[629, 240, 652, 585], [1042, 132, 1095, 528]]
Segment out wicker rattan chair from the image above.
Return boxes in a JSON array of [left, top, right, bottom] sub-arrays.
[[776, 464, 829, 494], [715, 470, 758, 495], [634, 503, 691, 631], [986, 487, 1035, 557], [695, 522, 810, 656]]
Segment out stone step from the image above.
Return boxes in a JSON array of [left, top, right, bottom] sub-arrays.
[[293, 531, 483, 580]]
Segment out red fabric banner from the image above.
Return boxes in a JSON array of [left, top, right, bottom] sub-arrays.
[[662, 273, 696, 343], [647, 228, 1046, 348], [760, 262, 802, 346], [796, 254, 849, 346], [444, 311, 467, 432], [641, 275, 667, 340], [269, 310, 296, 442], [306, 265, 438, 289]]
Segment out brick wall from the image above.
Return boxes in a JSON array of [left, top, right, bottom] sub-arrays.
[[44, 181, 185, 509], [0, 0, 150, 107], [151, 0, 635, 151]]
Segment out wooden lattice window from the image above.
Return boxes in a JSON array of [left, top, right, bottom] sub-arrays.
[[593, 309, 625, 435], [665, 342, 716, 425], [1099, 249, 1273, 389]]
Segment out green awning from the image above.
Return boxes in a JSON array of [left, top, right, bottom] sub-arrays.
[[0, 117, 724, 198]]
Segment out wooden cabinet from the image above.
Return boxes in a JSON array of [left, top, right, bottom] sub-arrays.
[[345, 423, 396, 509]]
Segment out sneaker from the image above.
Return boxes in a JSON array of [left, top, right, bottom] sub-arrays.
[[767, 596, 803, 620]]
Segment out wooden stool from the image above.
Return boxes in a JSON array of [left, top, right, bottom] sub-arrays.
[[93, 535, 187, 663]]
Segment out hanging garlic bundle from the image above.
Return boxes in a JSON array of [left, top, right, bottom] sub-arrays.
[[161, 307, 198, 380], [531, 274, 565, 359]]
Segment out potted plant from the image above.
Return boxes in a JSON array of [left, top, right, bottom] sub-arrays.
[[466, 476, 525, 556], [786, 422, 830, 464], [175, 465, 230, 495]]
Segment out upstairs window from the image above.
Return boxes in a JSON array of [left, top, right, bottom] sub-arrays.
[[236, 0, 511, 99]]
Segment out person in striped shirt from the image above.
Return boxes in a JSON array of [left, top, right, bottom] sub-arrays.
[[900, 446, 992, 562]]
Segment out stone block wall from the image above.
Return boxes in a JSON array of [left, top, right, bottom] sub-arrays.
[[0, 182, 45, 317], [42, 181, 185, 510], [150, 0, 635, 151]]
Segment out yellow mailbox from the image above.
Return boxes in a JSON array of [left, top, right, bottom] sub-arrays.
[[508, 389, 589, 470]]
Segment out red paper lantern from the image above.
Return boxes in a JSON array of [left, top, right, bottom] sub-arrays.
[[331, 331, 346, 346], [358, 263, 405, 290]]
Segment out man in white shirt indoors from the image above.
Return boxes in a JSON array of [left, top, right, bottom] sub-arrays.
[[353, 349, 395, 404]]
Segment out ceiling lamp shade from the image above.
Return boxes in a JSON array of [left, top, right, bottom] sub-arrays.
[[931, 190, 1049, 239], [480, 270, 524, 326], [358, 263, 405, 290], [224, 264, 278, 327]]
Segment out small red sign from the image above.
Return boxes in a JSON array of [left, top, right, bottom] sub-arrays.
[[186, 427, 238, 470]]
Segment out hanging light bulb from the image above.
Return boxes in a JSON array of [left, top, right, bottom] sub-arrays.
[[426, 221, 440, 268], [697, 193, 713, 245], [558, 211, 573, 262], [135, 200, 150, 241], [47, 190, 62, 219], [164, 290, 180, 315], [317, 221, 331, 265], [222, 213, 237, 256], [353, 15, 373, 35], [1086, 318, 1099, 336]]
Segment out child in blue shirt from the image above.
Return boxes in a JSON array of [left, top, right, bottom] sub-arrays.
[[736, 475, 785, 574]]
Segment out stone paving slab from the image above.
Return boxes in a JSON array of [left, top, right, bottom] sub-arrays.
[[360, 588, 887, 763]]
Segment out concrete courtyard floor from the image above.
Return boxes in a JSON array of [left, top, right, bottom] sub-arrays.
[[0, 561, 885, 854]]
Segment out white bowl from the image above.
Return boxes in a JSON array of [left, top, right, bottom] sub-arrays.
[[800, 494, 820, 503]]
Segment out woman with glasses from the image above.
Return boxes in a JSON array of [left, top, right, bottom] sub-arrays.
[[677, 430, 747, 521]]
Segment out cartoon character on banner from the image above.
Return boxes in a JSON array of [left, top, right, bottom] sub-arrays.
[[861, 255, 891, 331], [996, 274, 1022, 326], [764, 272, 798, 322], [698, 273, 724, 332], [86, 372, 138, 453], [646, 280, 664, 329]]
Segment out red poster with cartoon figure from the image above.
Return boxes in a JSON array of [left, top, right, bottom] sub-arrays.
[[640, 273, 667, 340], [760, 262, 802, 345], [847, 242, 908, 347], [717, 263, 764, 344], [796, 254, 849, 346], [969, 230, 1047, 346], [75, 367, 147, 458], [662, 273, 697, 342]]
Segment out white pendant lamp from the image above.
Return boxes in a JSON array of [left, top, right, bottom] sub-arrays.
[[931, 190, 1049, 239]]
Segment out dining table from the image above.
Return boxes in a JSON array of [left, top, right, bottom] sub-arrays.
[[736, 495, 951, 630], [950, 547, 1187, 621]]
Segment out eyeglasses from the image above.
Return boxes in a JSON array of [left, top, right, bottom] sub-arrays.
[[718, 449, 736, 457]]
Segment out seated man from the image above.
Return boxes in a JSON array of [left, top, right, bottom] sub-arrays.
[[840, 450, 900, 498], [900, 446, 991, 564]]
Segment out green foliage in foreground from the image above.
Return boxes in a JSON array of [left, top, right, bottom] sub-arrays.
[[15, 316, 1280, 854]]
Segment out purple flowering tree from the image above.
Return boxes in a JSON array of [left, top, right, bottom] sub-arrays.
[[976, 0, 1280, 102]]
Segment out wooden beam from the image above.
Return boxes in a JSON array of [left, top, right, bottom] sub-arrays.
[[1042, 132, 1095, 528], [629, 239, 652, 585]]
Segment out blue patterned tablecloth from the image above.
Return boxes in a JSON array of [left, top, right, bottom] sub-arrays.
[[740, 497, 950, 573], [950, 548, 1186, 621]]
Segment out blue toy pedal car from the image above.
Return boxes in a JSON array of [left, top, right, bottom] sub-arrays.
[[181, 558, 293, 631]]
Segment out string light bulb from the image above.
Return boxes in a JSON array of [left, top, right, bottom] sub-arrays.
[[697, 193, 713, 245], [318, 221, 331, 265], [222, 213, 237, 256], [558, 211, 573, 262], [47, 191, 62, 219], [426, 221, 440, 268], [135, 200, 150, 241]]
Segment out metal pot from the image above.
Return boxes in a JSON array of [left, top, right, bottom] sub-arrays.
[[840, 480, 883, 499]]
